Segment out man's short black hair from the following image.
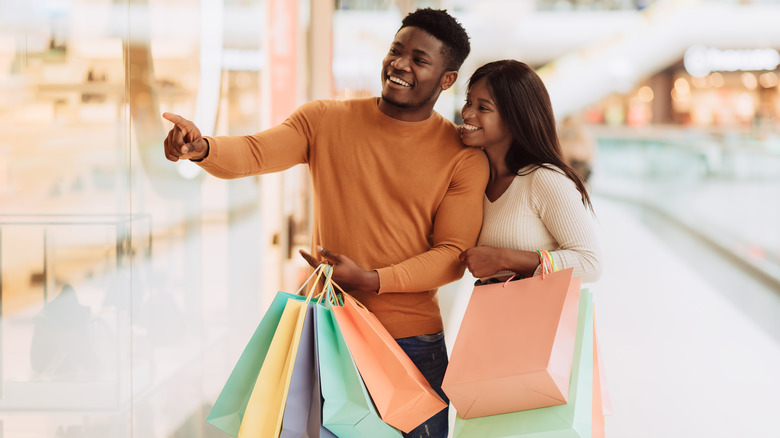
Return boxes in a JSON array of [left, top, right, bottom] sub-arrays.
[[399, 8, 471, 72]]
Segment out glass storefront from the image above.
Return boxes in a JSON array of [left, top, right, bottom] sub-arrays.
[[0, 0, 314, 436]]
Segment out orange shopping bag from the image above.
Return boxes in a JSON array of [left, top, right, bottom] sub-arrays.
[[331, 293, 447, 433], [592, 305, 611, 438], [442, 267, 581, 419]]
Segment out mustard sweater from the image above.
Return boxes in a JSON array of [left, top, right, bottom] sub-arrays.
[[198, 97, 489, 338]]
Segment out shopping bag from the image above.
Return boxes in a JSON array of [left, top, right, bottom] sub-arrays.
[[331, 292, 447, 433], [315, 296, 402, 438], [238, 299, 312, 436], [442, 267, 581, 418], [592, 306, 609, 438], [206, 291, 309, 436], [592, 322, 605, 438], [280, 302, 337, 438], [206, 266, 326, 437], [452, 289, 594, 438]]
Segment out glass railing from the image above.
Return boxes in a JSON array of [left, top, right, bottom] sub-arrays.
[[590, 127, 780, 287]]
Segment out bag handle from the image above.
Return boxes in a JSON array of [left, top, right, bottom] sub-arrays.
[[316, 264, 347, 307], [292, 263, 336, 308]]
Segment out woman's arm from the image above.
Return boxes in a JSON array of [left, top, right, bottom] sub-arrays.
[[532, 167, 602, 282]]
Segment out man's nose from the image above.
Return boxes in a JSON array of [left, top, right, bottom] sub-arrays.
[[391, 57, 410, 71]]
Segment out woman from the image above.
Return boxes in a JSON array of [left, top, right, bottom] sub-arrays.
[[458, 60, 601, 283]]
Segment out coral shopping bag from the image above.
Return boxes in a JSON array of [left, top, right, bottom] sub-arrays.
[[592, 306, 610, 438], [205, 266, 326, 437], [331, 293, 447, 433], [442, 267, 581, 418], [315, 293, 401, 438], [452, 289, 595, 438]]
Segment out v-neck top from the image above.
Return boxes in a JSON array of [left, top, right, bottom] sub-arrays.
[[477, 165, 601, 282]]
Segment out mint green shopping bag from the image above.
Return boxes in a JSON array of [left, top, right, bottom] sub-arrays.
[[314, 299, 402, 438], [453, 289, 594, 438]]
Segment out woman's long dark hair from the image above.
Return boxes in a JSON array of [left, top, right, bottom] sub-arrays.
[[468, 60, 593, 211]]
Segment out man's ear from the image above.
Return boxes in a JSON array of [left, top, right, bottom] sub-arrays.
[[440, 70, 458, 91]]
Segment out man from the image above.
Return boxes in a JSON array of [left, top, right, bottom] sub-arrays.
[[163, 8, 488, 437]]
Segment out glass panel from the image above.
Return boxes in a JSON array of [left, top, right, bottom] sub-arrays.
[[0, 0, 277, 436], [0, 0, 134, 435]]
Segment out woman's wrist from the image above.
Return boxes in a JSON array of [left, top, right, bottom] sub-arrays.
[[506, 249, 541, 277]]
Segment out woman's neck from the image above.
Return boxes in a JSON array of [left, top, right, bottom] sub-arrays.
[[485, 148, 512, 182]]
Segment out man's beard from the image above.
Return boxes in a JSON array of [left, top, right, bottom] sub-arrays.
[[381, 72, 444, 110]]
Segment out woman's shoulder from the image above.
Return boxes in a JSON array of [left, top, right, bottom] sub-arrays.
[[520, 164, 569, 184]]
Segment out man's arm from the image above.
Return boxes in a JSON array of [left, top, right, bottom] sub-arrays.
[[375, 149, 489, 293], [298, 149, 488, 294], [162, 101, 325, 178]]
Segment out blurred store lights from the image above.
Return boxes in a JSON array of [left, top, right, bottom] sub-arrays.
[[637, 85, 654, 103], [759, 71, 778, 88], [684, 44, 780, 78]]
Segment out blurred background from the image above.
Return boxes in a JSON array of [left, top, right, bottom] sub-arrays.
[[1, 0, 779, 436]]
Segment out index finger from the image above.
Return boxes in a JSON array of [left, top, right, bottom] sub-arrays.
[[162, 112, 187, 127]]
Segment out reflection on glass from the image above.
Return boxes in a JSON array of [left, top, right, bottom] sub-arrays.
[[0, 0, 273, 436]]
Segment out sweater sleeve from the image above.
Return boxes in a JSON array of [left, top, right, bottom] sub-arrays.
[[531, 167, 602, 283], [375, 149, 489, 293], [195, 101, 325, 178]]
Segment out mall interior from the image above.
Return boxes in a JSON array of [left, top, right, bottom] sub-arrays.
[[1, 0, 780, 436]]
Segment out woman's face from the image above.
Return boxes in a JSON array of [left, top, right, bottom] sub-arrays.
[[460, 78, 512, 153]]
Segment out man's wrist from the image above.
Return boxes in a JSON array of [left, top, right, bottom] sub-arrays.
[[191, 138, 210, 162], [363, 270, 380, 294]]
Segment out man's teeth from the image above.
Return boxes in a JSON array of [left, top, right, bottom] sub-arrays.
[[389, 76, 411, 87], [461, 124, 480, 131]]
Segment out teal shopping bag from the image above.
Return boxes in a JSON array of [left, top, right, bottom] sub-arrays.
[[205, 290, 308, 436], [314, 300, 402, 438], [453, 289, 594, 438]]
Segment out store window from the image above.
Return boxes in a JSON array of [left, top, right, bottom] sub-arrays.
[[0, 0, 305, 436]]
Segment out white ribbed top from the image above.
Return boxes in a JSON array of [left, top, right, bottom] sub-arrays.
[[478, 165, 602, 283]]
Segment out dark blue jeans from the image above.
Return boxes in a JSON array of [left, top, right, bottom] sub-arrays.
[[395, 331, 450, 438]]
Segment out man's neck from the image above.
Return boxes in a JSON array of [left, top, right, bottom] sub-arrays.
[[376, 98, 435, 122]]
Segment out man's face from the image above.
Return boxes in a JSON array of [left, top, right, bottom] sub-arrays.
[[379, 26, 456, 121]]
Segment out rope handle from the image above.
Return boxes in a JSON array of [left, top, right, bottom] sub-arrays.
[[296, 266, 332, 304], [318, 264, 347, 307]]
